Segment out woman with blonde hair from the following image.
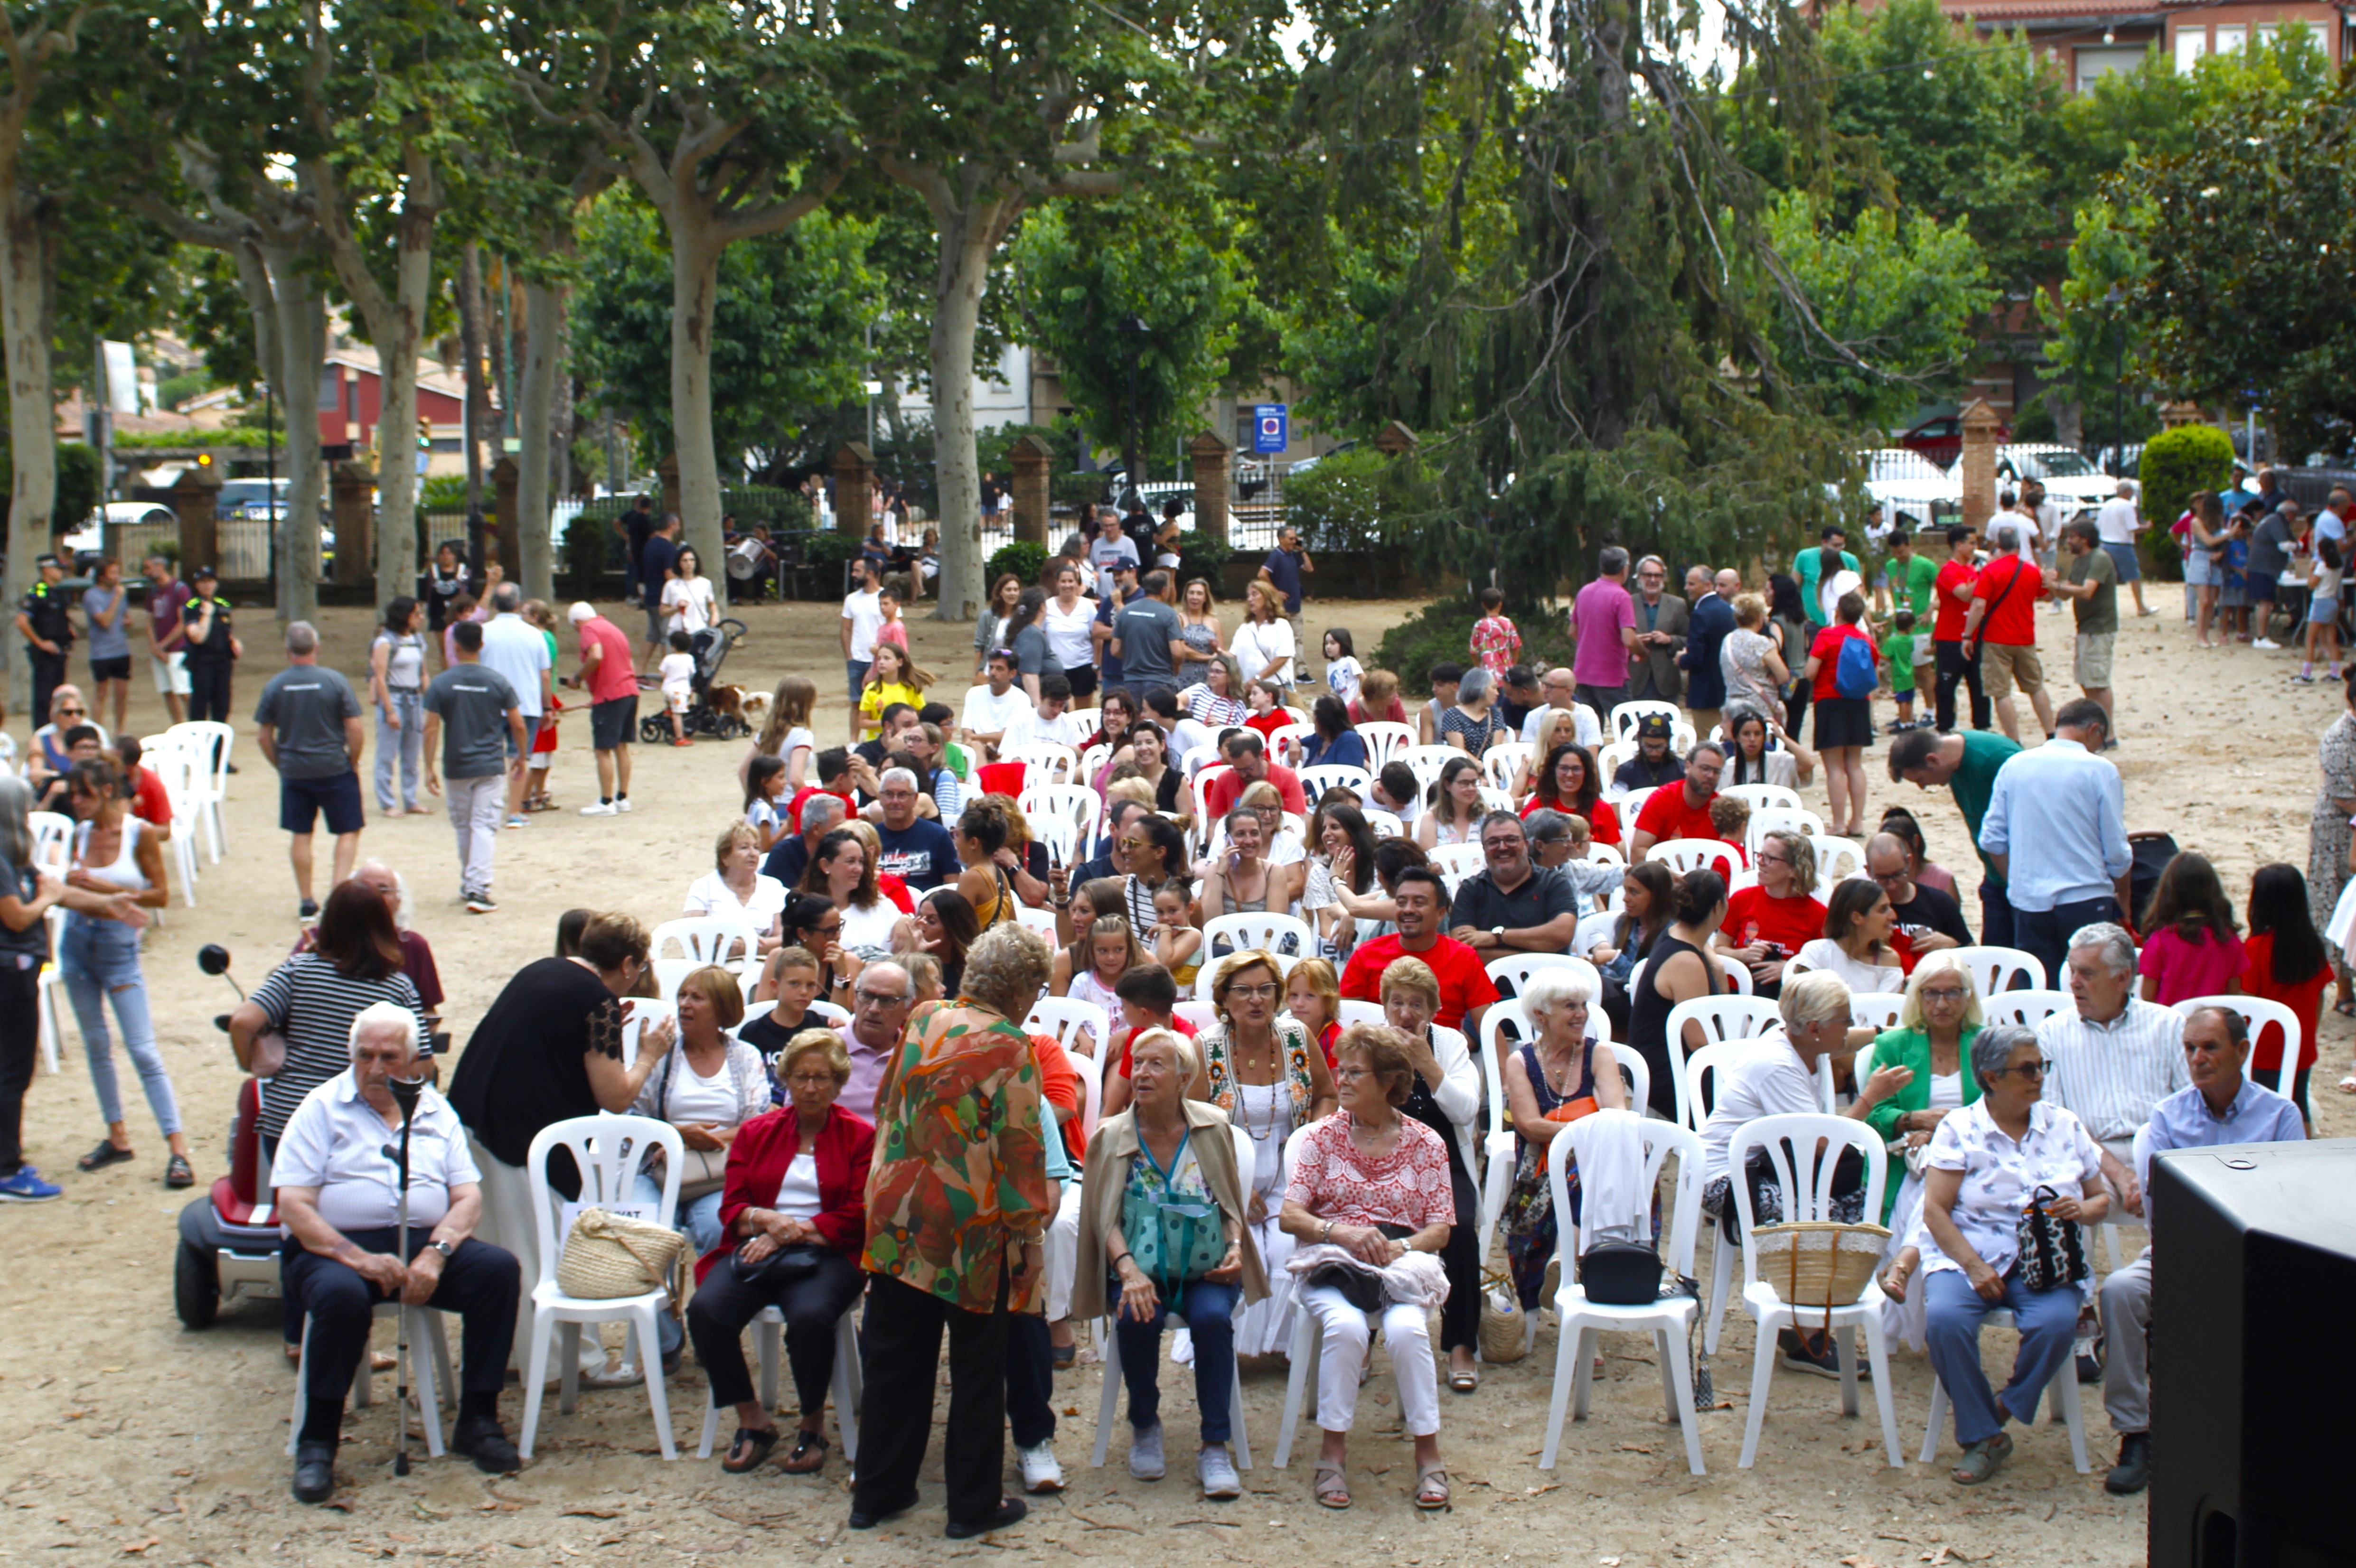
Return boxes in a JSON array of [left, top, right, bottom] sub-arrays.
[[1175, 577, 1223, 690], [1857, 952, 1984, 1342], [744, 674, 817, 792], [683, 821, 790, 952], [1375, 955, 1483, 1391], [1202, 804, 1305, 924], [1228, 581, 1296, 688], [1719, 593, 1791, 718]]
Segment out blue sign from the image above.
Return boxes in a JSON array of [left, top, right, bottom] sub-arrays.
[[1252, 403, 1289, 455]]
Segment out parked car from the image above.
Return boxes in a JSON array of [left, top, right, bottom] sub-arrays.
[[1830, 448, 1962, 542], [216, 476, 291, 521], [1994, 443, 2114, 526], [1893, 409, 2012, 470], [54, 502, 176, 579]]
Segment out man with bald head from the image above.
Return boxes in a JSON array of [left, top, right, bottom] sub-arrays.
[[1864, 832, 1971, 974], [835, 961, 915, 1120], [1680, 560, 1732, 740], [299, 861, 447, 1036]]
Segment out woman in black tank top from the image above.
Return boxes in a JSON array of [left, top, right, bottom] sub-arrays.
[[1626, 868, 1731, 1118]]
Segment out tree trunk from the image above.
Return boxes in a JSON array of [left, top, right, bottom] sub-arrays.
[[924, 202, 1004, 622], [333, 177, 436, 609], [0, 168, 55, 716], [518, 274, 565, 601], [458, 244, 488, 522], [549, 287, 574, 501], [267, 252, 326, 624], [666, 219, 728, 607]]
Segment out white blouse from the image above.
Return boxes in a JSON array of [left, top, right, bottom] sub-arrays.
[[1917, 1100, 2102, 1279], [1793, 939, 1904, 995], [683, 870, 788, 930], [1042, 598, 1098, 669], [1229, 618, 1296, 686]]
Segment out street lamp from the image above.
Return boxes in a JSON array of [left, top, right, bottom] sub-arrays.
[[2104, 284, 2127, 478]]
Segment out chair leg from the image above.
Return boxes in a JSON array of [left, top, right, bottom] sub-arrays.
[[557, 1321, 583, 1415], [638, 1306, 677, 1461], [2055, 1360, 2090, 1473], [37, 980, 60, 1073], [1229, 1357, 1251, 1472], [1657, 1327, 1679, 1423], [1861, 1317, 1903, 1468], [1737, 1314, 1780, 1469], [287, 1313, 313, 1459], [429, 1315, 455, 1410], [1540, 1315, 1582, 1471], [1661, 1325, 1706, 1476], [1571, 1326, 1596, 1421], [1272, 1313, 1316, 1469], [411, 1310, 446, 1459], [1090, 1317, 1123, 1468], [1703, 1239, 1735, 1355], [1836, 1323, 1860, 1418], [832, 1314, 861, 1464], [1919, 1375, 1949, 1464], [519, 1311, 553, 1461]]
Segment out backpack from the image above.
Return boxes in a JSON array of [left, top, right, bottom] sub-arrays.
[[1833, 631, 1878, 699]]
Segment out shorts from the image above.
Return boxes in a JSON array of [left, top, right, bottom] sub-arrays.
[[1062, 663, 1099, 700], [2184, 549, 2214, 587], [2100, 542, 2141, 583], [644, 604, 666, 644], [1980, 640, 2045, 700], [2074, 631, 2116, 688], [280, 771, 365, 836], [666, 684, 693, 714], [2310, 595, 2340, 626], [845, 659, 870, 703], [1812, 694, 1874, 749], [89, 654, 131, 683], [505, 715, 543, 757], [151, 652, 190, 696], [591, 694, 638, 751], [2247, 576, 2277, 603]]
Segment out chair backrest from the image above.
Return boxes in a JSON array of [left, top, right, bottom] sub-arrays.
[[1584, 840, 1626, 868], [1549, 1112, 1701, 1274], [168, 719, 236, 788], [1230, 1119, 1257, 1197], [1071, 1032, 1108, 1141], [1179, 743, 1222, 778], [1573, 908, 1618, 956], [1950, 945, 2047, 998], [1674, 1035, 1777, 1134], [1615, 784, 1654, 824], [1849, 991, 1905, 1033], [1367, 811, 1404, 840], [1399, 744, 1459, 797], [1026, 995, 1112, 1060], [1029, 815, 1079, 868], [1715, 952, 1754, 996], [1077, 743, 1112, 783], [1746, 806, 1826, 856], [1015, 904, 1061, 938], [1173, 1000, 1218, 1032], [1337, 999, 1387, 1028], [1728, 1113, 1887, 1292], [1812, 836, 1868, 896], [1607, 699, 1683, 743], [1719, 782, 1802, 815], [1190, 765, 1234, 852], [1356, 722, 1415, 771], [1020, 783, 1102, 859], [1596, 1040, 1649, 1112], [2169, 994, 2300, 1083], [1427, 842, 1485, 886], [1297, 763, 1374, 803], [26, 811, 72, 874], [1977, 987, 2072, 1032], [1269, 722, 1316, 763], [1485, 951, 1589, 1001], [652, 915, 760, 969], [1649, 837, 1742, 879], [617, 996, 677, 1060], [522, 1112, 685, 1293], [1481, 744, 1533, 794], [1477, 1001, 1532, 1141], [1201, 911, 1314, 961], [1001, 741, 1080, 785]]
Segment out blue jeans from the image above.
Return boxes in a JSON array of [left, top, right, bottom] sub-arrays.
[[59, 915, 179, 1137], [374, 691, 425, 812], [845, 659, 870, 705], [2012, 895, 2121, 992], [1113, 1279, 1240, 1444], [1924, 1267, 2080, 1446], [634, 1172, 724, 1356]]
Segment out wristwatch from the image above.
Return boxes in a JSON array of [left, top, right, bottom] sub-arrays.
[[430, 1239, 455, 1260], [1491, 925, 1504, 945]]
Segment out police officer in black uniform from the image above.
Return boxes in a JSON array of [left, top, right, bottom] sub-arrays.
[[180, 565, 242, 724], [13, 554, 74, 731]]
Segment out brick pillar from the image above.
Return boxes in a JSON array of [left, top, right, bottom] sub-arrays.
[[1959, 399, 2001, 538], [330, 462, 375, 587], [1009, 433, 1052, 545], [1373, 420, 1418, 457], [2158, 400, 2205, 429], [1189, 431, 1231, 547], [170, 463, 223, 579], [658, 454, 681, 521], [491, 457, 522, 582], [832, 442, 875, 536]]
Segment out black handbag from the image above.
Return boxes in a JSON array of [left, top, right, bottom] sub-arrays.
[[733, 1240, 829, 1288], [1579, 1240, 1664, 1306], [1303, 1223, 1416, 1313], [2014, 1185, 2089, 1291]]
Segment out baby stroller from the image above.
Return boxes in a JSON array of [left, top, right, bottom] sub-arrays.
[[642, 616, 753, 742]]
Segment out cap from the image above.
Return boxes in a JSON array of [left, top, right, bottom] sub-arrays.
[[34, 554, 60, 570], [567, 601, 597, 624], [1636, 713, 1673, 739], [191, 563, 218, 580]]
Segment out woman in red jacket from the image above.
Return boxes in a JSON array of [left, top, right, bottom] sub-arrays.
[[686, 1030, 876, 1477]]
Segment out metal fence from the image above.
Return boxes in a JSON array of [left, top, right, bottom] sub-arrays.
[[103, 516, 286, 581]]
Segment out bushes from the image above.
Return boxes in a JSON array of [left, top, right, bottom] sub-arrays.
[[986, 539, 1048, 588], [1373, 597, 1575, 685], [2139, 424, 2234, 581], [1284, 448, 1435, 552]]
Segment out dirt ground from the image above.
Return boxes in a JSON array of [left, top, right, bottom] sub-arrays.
[[3, 585, 2340, 1566]]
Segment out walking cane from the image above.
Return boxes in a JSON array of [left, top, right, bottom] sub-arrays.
[[387, 1072, 428, 1478]]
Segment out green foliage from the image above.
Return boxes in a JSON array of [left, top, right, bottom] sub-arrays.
[[2139, 425, 2234, 547], [1283, 449, 1438, 553], [1373, 597, 1574, 684], [2012, 393, 2056, 444], [154, 372, 215, 411], [560, 506, 609, 587], [573, 192, 878, 470], [803, 531, 862, 570], [419, 473, 471, 511], [111, 427, 279, 449], [985, 540, 1048, 588], [1763, 191, 1996, 428], [3, 444, 102, 532]]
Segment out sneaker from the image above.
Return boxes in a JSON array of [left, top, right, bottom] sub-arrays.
[[1196, 1444, 1240, 1500], [580, 801, 618, 816], [2294, 672, 2317, 684], [1777, 1327, 1869, 1380], [298, 898, 320, 919], [466, 892, 499, 914], [616, 797, 632, 812], [1127, 1420, 1166, 1480], [506, 815, 529, 830], [1016, 1442, 1064, 1493], [674, 737, 694, 747], [2254, 638, 2282, 650], [0, 1166, 62, 1202]]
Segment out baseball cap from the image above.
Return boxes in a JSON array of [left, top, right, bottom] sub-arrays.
[[567, 602, 597, 624], [191, 564, 218, 580], [1636, 714, 1673, 740]]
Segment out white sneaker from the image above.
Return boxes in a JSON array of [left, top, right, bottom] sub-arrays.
[[1128, 1420, 1165, 1480], [580, 800, 617, 816], [1017, 1442, 1064, 1493], [615, 797, 632, 812], [1196, 1444, 1240, 1499], [2254, 638, 2283, 650]]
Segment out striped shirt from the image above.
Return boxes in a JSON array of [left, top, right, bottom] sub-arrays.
[[2035, 999, 2188, 1145], [252, 952, 432, 1140]]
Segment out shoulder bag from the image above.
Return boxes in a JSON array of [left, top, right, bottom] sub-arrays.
[[1961, 559, 2022, 662], [2014, 1183, 2090, 1291], [1121, 1127, 1227, 1309]]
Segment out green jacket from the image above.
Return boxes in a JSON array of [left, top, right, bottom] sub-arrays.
[[1863, 1024, 1984, 1222]]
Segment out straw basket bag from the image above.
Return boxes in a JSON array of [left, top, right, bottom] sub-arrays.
[[556, 1207, 688, 1299], [1750, 1221, 1889, 1315], [1477, 1270, 1530, 1363]]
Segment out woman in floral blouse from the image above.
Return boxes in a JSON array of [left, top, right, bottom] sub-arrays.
[[852, 924, 1053, 1539]]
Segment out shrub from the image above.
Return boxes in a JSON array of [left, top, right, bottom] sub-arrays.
[[560, 508, 610, 588], [2139, 424, 2234, 582], [1374, 597, 1575, 685], [986, 539, 1048, 588], [1284, 448, 1435, 552], [419, 473, 471, 511]]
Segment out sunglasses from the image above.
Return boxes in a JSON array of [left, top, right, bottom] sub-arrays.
[[1994, 1059, 2053, 1079]]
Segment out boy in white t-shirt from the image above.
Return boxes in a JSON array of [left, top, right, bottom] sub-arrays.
[[959, 649, 1034, 759], [658, 630, 696, 747]]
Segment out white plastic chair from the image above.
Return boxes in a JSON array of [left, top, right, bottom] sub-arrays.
[[1090, 1121, 1255, 1472], [650, 916, 761, 1002], [1022, 783, 1104, 860], [517, 1112, 686, 1461], [1715, 952, 1755, 996], [2168, 995, 2299, 1083], [1190, 765, 1234, 854], [1268, 722, 1316, 765], [1484, 952, 1591, 1002], [1297, 764, 1373, 803], [1271, 1119, 1335, 1468], [27, 811, 72, 875], [1077, 742, 1111, 782], [1427, 842, 1485, 885], [36, 905, 67, 1073], [1745, 806, 1827, 857], [1336, 999, 1386, 1029], [286, 1301, 455, 1458], [1481, 744, 1532, 795], [1356, 722, 1415, 771], [1917, 1305, 2089, 1473], [1029, 815, 1078, 868], [1584, 840, 1625, 868], [1649, 838, 1743, 878], [1200, 911, 1314, 962], [1173, 1000, 1217, 1033], [144, 747, 204, 905], [1001, 741, 1080, 785], [1026, 996, 1112, 1061], [1473, 1005, 1637, 1267], [1366, 811, 1403, 840], [1615, 785, 1654, 825], [1978, 987, 2072, 1032], [1015, 904, 1061, 938], [165, 719, 235, 863], [1811, 837, 1868, 895], [696, 1314, 863, 1462], [1949, 945, 2046, 997], [1539, 1113, 1706, 1474], [1849, 992, 1905, 1034], [1475, 784, 1514, 815], [1727, 1113, 1901, 1468], [1607, 700, 1682, 743], [806, 998, 851, 1026], [1596, 742, 1639, 799], [1719, 783, 1802, 815], [1399, 744, 1460, 796]]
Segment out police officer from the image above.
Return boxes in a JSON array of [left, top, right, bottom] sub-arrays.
[[13, 554, 74, 730], [181, 565, 243, 725]]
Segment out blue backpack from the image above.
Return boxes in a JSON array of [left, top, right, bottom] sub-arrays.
[[1833, 632, 1878, 699]]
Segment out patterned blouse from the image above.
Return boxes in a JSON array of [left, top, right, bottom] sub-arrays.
[[861, 1000, 1053, 1312], [1918, 1099, 2102, 1280], [1201, 1018, 1319, 1123], [1283, 1111, 1455, 1230]]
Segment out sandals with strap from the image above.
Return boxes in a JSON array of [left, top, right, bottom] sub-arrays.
[[1312, 1462, 1351, 1509], [722, 1426, 779, 1474], [1950, 1432, 2013, 1485], [779, 1429, 828, 1474], [1415, 1465, 1451, 1510]]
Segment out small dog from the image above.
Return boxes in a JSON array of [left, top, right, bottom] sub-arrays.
[[709, 683, 751, 722]]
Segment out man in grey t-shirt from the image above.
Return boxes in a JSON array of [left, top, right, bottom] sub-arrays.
[[254, 621, 366, 918], [1111, 569, 1185, 688], [422, 619, 525, 913]]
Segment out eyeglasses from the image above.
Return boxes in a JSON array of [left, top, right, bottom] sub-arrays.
[[1993, 1059, 2053, 1079], [1868, 867, 1910, 886], [56, 708, 84, 717], [853, 990, 903, 1007], [1332, 1066, 1370, 1082], [1918, 986, 1967, 1003], [1224, 982, 1280, 1001], [784, 1071, 839, 1088], [1756, 852, 1790, 868]]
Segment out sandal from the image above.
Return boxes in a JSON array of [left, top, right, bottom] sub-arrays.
[[1415, 1464, 1451, 1510], [77, 1140, 133, 1172], [1950, 1431, 2012, 1485], [1312, 1462, 1351, 1509], [1881, 1257, 1915, 1303], [779, 1429, 828, 1474], [2339, 1074, 2356, 1094], [721, 1426, 779, 1474], [165, 1154, 195, 1189], [1448, 1366, 1478, 1393], [2335, 999, 2356, 1018]]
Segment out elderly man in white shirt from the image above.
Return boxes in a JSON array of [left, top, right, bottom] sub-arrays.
[[2034, 921, 2188, 1212], [275, 1003, 523, 1503]]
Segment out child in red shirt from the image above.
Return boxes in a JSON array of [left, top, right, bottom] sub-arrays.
[[2240, 863, 2330, 1119], [1470, 586, 1522, 676], [2136, 851, 2247, 1007]]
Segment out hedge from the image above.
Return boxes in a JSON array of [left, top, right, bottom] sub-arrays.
[[2139, 425, 2234, 583]]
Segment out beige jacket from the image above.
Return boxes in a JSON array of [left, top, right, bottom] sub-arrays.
[[1070, 1099, 1270, 1322]]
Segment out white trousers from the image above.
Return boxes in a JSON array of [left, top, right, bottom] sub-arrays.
[[445, 773, 504, 894], [1046, 1180, 1083, 1321], [468, 1137, 608, 1373], [1299, 1283, 1440, 1438]]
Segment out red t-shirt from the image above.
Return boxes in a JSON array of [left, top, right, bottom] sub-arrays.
[[786, 785, 856, 834], [1522, 794, 1621, 849], [1205, 763, 1307, 817], [579, 616, 639, 703], [1339, 933, 1500, 1031], [1933, 558, 1977, 643], [1348, 697, 1409, 727], [1246, 711, 1292, 741], [1029, 1032, 1087, 1162], [1808, 622, 1877, 702], [1633, 785, 1718, 846], [2241, 931, 2328, 1073], [129, 765, 172, 828], [1114, 1010, 1201, 1078], [1971, 555, 2041, 646], [1724, 885, 1828, 955]]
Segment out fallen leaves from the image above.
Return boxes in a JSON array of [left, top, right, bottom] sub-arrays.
[[117, 1539, 159, 1557], [562, 1505, 624, 1519]]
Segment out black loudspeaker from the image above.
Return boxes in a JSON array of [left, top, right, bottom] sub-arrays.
[[2150, 1139, 2356, 1568]]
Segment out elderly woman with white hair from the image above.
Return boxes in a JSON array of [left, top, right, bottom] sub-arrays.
[[1074, 1027, 1265, 1498], [1439, 664, 1511, 756], [1496, 968, 1628, 1311], [274, 1002, 526, 1502]]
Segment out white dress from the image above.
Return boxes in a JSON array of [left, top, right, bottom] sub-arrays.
[[1880, 1067, 1969, 1352], [1229, 1078, 1300, 1357]]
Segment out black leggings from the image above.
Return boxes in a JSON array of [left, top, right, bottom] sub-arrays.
[[186, 660, 234, 724], [0, 962, 38, 1175], [1437, 1166, 1480, 1354], [685, 1248, 865, 1415]]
